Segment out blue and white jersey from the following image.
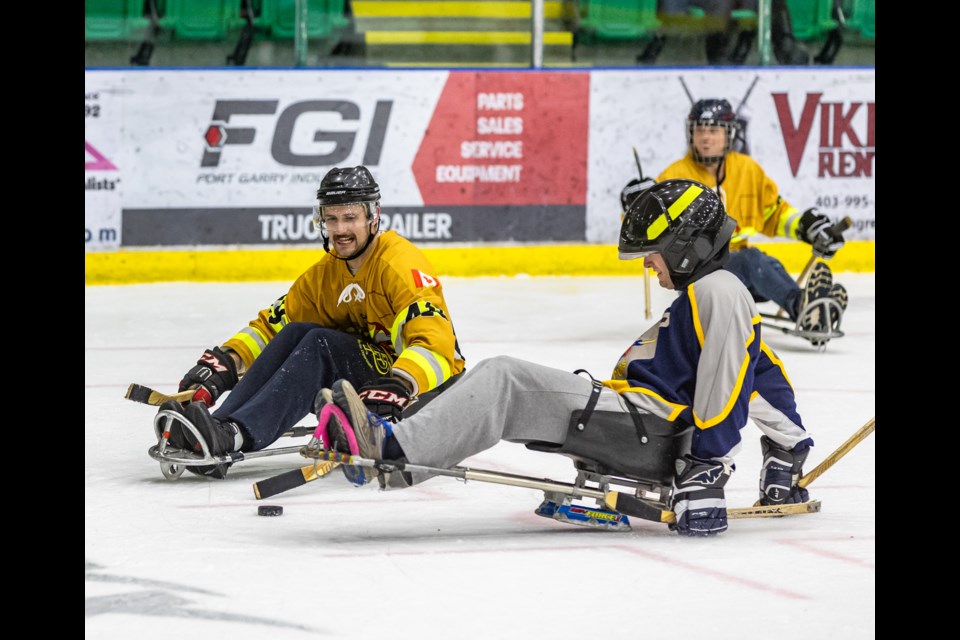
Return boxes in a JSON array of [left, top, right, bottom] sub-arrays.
[[607, 269, 811, 463]]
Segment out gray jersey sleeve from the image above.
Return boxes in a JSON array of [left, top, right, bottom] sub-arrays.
[[690, 271, 759, 428]]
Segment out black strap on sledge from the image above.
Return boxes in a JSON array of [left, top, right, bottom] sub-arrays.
[[572, 369, 603, 432], [573, 369, 649, 447]]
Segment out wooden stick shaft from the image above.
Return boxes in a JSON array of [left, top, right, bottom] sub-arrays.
[[643, 268, 652, 320], [799, 417, 875, 488]]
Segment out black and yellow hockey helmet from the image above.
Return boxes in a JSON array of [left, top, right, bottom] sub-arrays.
[[619, 179, 735, 284]]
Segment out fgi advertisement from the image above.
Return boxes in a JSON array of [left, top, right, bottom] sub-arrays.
[[83, 68, 873, 250], [113, 70, 589, 246]]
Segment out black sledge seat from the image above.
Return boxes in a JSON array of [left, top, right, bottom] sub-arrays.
[[525, 410, 691, 485]]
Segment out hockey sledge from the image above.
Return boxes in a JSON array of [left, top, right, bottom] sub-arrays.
[[760, 294, 846, 350], [760, 217, 853, 350], [149, 406, 312, 479], [299, 404, 824, 530]]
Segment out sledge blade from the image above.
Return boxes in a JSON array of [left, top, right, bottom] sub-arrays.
[[535, 499, 631, 531]]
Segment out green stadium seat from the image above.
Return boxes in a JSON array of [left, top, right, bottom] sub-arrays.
[[579, 0, 660, 41], [846, 0, 874, 40], [85, 0, 148, 40], [265, 0, 335, 39], [171, 1, 235, 40], [786, 0, 837, 41]]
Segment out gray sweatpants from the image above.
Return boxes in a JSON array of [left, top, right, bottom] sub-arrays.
[[392, 356, 629, 486]]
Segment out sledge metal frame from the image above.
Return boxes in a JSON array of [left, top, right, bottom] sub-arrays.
[[149, 408, 309, 479], [761, 295, 845, 350]]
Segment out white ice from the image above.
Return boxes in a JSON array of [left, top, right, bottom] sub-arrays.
[[86, 274, 875, 639]]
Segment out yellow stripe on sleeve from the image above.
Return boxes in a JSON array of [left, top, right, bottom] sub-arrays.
[[760, 340, 795, 389], [694, 326, 756, 429], [396, 349, 439, 391], [233, 329, 266, 360], [778, 207, 802, 239], [689, 283, 705, 348]]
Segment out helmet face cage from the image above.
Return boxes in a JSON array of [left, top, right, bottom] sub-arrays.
[[312, 165, 382, 236], [312, 201, 379, 233], [686, 99, 738, 164]]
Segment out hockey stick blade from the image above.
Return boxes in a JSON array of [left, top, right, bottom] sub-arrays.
[[126, 383, 194, 406], [605, 492, 819, 524], [604, 492, 673, 523], [253, 461, 340, 500], [729, 500, 821, 519]]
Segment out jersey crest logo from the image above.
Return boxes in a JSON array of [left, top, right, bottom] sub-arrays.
[[411, 269, 439, 289], [337, 283, 366, 306]]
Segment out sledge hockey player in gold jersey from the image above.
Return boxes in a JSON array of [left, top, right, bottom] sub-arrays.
[[657, 99, 848, 345], [158, 165, 465, 478]]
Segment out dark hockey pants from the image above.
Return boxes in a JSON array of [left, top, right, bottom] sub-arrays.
[[214, 322, 390, 450]]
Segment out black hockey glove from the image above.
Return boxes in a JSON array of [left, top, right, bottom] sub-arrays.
[[669, 455, 731, 537], [178, 346, 239, 407], [758, 436, 810, 505], [357, 377, 411, 424], [620, 177, 657, 214], [798, 208, 845, 259]]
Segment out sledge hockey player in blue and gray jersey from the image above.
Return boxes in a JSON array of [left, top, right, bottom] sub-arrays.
[[312, 179, 814, 537]]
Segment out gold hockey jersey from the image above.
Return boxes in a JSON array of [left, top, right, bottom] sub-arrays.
[[657, 151, 804, 249], [223, 231, 465, 397]]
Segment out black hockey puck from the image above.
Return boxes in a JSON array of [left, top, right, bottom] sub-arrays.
[[257, 505, 283, 517]]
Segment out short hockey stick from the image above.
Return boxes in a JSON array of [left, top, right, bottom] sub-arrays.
[[126, 383, 194, 406], [629, 147, 653, 321], [300, 447, 820, 525], [253, 461, 341, 500], [798, 416, 875, 489]]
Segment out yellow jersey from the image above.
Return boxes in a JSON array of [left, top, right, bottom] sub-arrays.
[[224, 231, 465, 396], [657, 151, 804, 249]]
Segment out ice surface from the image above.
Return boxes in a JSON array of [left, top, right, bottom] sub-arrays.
[[86, 274, 875, 639]]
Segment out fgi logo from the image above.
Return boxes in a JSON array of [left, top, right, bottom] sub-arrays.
[[201, 99, 393, 168]]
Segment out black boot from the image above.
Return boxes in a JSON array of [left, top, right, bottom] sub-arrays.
[[182, 404, 244, 478]]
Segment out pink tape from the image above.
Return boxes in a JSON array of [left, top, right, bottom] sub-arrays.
[[311, 403, 361, 456]]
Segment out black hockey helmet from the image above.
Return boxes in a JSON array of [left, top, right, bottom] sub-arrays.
[[313, 166, 382, 260], [316, 165, 381, 206], [619, 179, 736, 286], [620, 177, 656, 215], [686, 99, 738, 164]]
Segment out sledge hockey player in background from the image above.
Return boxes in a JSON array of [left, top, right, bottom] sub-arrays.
[[312, 180, 814, 537], [158, 165, 465, 478], [656, 98, 848, 345]]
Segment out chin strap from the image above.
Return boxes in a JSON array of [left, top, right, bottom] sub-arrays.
[[716, 155, 727, 190]]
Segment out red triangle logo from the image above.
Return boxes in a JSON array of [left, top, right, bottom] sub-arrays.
[[85, 141, 117, 171]]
